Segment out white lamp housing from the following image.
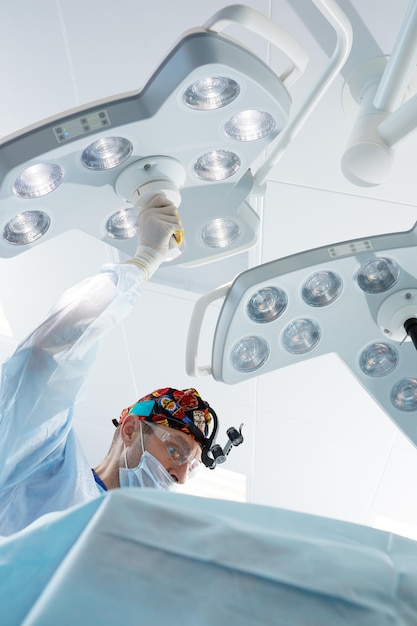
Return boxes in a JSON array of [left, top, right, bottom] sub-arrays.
[[0, 2, 352, 266], [187, 222, 417, 447], [0, 6, 298, 265]]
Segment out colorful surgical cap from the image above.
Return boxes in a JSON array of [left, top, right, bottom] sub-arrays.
[[118, 387, 213, 445]]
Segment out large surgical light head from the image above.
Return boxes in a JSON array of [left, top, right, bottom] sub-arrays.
[[186, 223, 417, 448], [0, 2, 352, 266], [0, 7, 296, 266]]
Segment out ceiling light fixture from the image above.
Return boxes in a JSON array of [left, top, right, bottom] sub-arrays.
[[3, 210, 51, 245], [81, 137, 133, 171], [183, 76, 240, 110], [341, 0, 417, 186], [201, 217, 241, 249], [186, 223, 417, 446], [0, 1, 352, 266], [105, 208, 138, 240], [13, 163, 65, 199]]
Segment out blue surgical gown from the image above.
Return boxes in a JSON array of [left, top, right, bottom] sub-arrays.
[[0, 262, 145, 536]]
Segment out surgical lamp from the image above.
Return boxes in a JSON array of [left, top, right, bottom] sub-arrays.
[[186, 223, 417, 448], [341, 0, 417, 186], [0, 1, 352, 266]]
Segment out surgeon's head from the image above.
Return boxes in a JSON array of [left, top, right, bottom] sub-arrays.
[[95, 387, 217, 491]]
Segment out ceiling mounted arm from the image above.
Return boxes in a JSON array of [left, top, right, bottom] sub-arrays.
[[204, 4, 309, 87], [254, 0, 353, 188], [341, 0, 417, 187], [373, 0, 417, 113]]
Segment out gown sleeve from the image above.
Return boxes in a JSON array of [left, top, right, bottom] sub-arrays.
[[0, 262, 145, 487]]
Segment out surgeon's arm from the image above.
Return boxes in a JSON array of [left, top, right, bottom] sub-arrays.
[[0, 195, 182, 478], [31, 193, 181, 356]]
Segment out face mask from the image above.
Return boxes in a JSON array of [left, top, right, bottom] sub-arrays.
[[119, 448, 177, 492]]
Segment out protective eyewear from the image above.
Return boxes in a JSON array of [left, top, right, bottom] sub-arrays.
[[119, 399, 244, 470], [145, 422, 202, 478]]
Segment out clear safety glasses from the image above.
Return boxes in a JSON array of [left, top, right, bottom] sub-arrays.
[[145, 422, 202, 478]]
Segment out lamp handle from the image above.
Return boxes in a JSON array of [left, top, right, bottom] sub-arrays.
[[203, 4, 308, 87], [186, 282, 232, 378]]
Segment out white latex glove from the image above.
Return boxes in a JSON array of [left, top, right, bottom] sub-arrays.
[[136, 193, 183, 255], [126, 194, 183, 280]]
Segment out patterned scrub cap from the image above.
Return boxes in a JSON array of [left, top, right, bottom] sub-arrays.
[[118, 387, 213, 446]]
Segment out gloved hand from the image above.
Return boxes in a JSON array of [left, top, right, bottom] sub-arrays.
[[126, 194, 184, 280], [136, 193, 183, 256]]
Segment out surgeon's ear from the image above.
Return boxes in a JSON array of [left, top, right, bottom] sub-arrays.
[[120, 414, 140, 445]]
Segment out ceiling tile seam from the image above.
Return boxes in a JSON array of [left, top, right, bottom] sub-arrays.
[[143, 282, 208, 303], [266, 178, 417, 209], [364, 439, 400, 527], [245, 373, 262, 504], [267, 0, 273, 66], [113, 251, 205, 301], [118, 319, 140, 401], [56, 0, 80, 105], [249, 194, 264, 267]]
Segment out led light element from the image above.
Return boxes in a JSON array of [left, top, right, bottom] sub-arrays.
[[82, 137, 133, 170], [282, 318, 321, 355], [247, 286, 288, 323], [391, 378, 417, 411], [106, 208, 138, 239], [183, 76, 240, 110], [231, 336, 269, 372], [224, 110, 276, 141], [4, 211, 51, 245], [194, 150, 240, 181], [13, 163, 64, 198], [357, 257, 399, 293], [201, 218, 240, 248], [359, 342, 399, 377], [302, 270, 342, 307]]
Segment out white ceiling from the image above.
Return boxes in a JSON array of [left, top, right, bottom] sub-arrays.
[[2, 0, 417, 538]]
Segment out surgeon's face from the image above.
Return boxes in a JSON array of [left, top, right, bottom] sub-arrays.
[[142, 423, 202, 484]]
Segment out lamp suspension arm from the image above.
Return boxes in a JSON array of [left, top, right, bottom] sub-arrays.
[[373, 0, 417, 113], [339, 0, 417, 187], [378, 90, 417, 148], [373, 1, 417, 148], [185, 282, 232, 378], [253, 0, 352, 188], [203, 4, 309, 88]]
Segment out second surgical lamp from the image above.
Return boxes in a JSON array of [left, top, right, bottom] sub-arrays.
[[187, 224, 417, 448]]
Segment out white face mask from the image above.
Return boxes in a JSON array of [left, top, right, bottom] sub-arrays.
[[118, 424, 177, 491], [119, 450, 177, 491]]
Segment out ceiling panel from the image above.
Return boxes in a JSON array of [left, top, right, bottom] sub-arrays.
[[0, 1, 76, 135]]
